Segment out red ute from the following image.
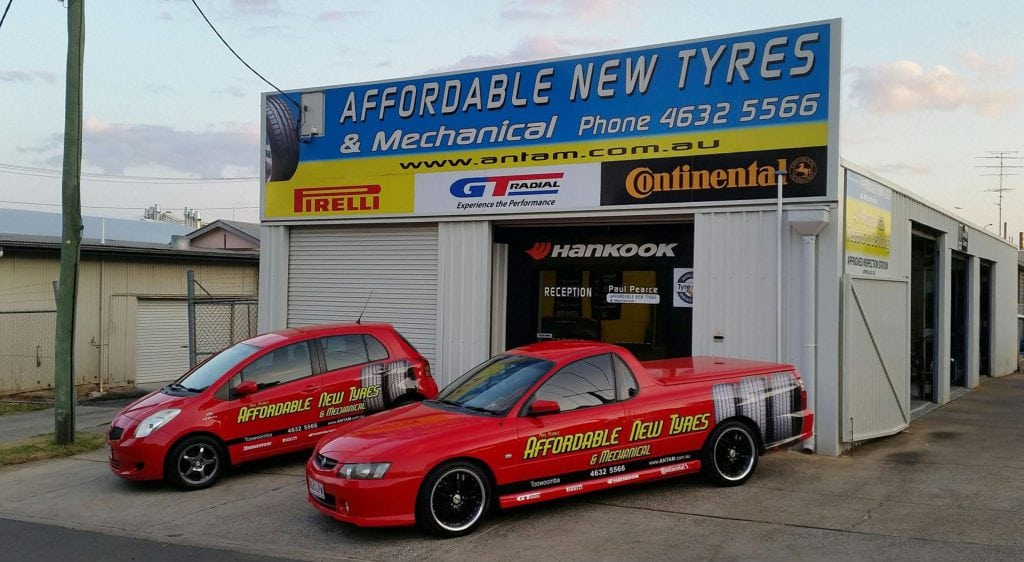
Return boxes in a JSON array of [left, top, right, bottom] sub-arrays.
[[306, 340, 813, 536], [107, 323, 437, 490]]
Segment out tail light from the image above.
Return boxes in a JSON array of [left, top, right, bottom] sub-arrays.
[[409, 359, 432, 381]]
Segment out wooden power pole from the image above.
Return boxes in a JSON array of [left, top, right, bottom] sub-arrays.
[[55, 0, 85, 444]]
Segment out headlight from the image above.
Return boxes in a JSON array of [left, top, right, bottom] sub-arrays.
[[338, 462, 391, 479], [134, 409, 181, 438]]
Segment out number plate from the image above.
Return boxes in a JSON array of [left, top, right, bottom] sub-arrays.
[[308, 478, 325, 500]]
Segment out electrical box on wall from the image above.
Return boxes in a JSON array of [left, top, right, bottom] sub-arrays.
[[300, 91, 324, 138]]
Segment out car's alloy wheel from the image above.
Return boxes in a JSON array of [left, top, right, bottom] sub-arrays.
[[167, 436, 224, 490], [702, 421, 758, 487], [418, 462, 489, 537]]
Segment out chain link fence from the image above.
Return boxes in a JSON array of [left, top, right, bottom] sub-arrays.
[[0, 310, 57, 396], [192, 299, 258, 365], [187, 271, 258, 366]]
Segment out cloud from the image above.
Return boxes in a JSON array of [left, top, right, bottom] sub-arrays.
[[871, 162, 932, 176], [219, 85, 249, 98], [847, 57, 1019, 117], [23, 119, 259, 177], [960, 49, 1018, 75], [0, 70, 58, 84], [318, 10, 368, 21], [434, 35, 612, 73], [229, 0, 281, 15], [501, 0, 633, 21]]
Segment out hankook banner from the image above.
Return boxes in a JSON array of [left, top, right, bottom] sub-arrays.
[[263, 20, 839, 221]]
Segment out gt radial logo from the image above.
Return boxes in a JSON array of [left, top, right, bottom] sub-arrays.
[[450, 173, 562, 198], [526, 242, 552, 260]]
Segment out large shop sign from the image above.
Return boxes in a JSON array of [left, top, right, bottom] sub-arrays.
[[263, 20, 840, 222]]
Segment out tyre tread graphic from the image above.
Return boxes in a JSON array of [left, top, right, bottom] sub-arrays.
[[737, 376, 767, 443], [265, 95, 299, 182], [768, 372, 798, 443], [712, 382, 736, 423]]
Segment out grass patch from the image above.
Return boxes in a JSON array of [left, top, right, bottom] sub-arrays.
[[0, 403, 51, 416], [0, 432, 106, 466]]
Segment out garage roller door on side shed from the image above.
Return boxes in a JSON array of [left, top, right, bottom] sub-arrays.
[[135, 299, 190, 386]]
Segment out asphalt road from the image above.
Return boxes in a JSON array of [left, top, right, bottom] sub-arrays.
[[1, 375, 1023, 560], [0, 517, 296, 562], [0, 398, 133, 442]]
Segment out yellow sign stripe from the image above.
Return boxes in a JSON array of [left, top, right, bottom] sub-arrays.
[[265, 121, 827, 218]]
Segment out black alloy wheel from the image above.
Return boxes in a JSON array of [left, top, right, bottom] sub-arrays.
[[417, 461, 490, 537], [702, 420, 759, 487], [166, 435, 225, 490]]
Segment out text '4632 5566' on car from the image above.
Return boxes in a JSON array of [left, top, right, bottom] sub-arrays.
[[107, 323, 437, 490], [306, 340, 813, 536]]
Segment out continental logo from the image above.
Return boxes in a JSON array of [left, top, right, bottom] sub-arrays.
[[624, 158, 800, 199], [789, 156, 817, 184], [294, 185, 381, 213]]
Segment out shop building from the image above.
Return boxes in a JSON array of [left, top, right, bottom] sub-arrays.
[[256, 20, 1018, 455]]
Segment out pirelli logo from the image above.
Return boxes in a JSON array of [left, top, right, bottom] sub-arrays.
[[294, 185, 382, 213]]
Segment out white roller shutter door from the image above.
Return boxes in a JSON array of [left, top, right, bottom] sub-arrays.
[[135, 299, 190, 386], [288, 225, 439, 365]]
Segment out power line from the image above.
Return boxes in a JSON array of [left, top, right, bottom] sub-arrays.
[[0, 200, 258, 211], [189, 0, 300, 110], [0, 163, 257, 183], [0, 0, 13, 33]]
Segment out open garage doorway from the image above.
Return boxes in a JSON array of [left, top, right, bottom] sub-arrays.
[[980, 260, 993, 377], [910, 230, 939, 403], [949, 252, 969, 388]]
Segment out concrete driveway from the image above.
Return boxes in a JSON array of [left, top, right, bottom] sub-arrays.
[[2, 375, 1023, 561]]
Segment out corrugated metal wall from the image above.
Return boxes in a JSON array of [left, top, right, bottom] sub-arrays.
[[438, 221, 492, 386], [842, 277, 910, 441], [840, 166, 1018, 446], [0, 253, 57, 394], [693, 210, 785, 360], [92, 259, 258, 390], [0, 249, 258, 393]]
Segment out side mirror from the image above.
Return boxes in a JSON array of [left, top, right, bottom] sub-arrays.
[[528, 399, 561, 416], [235, 380, 258, 397]]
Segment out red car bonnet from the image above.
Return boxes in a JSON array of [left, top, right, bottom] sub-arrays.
[[117, 391, 192, 421]]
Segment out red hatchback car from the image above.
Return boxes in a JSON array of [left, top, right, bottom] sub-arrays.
[[107, 323, 437, 490]]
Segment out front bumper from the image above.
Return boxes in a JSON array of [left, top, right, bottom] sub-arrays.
[[305, 457, 420, 528], [106, 421, 168, 482]]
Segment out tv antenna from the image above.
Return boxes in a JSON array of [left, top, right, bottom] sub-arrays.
[[976, 150, 1022, 238]]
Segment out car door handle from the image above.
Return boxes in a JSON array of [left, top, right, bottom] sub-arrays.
[[302, 385, 321, 394]]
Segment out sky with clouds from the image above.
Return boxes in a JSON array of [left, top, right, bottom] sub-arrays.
[[0, 0, 1021, 236]]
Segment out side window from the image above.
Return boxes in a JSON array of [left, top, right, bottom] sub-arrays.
[[612, 354, 639, 400], [241, 341, 312, 389], [321, 335, 370, 370], [215, 373, 241, 401], [364, 335, 389, 362], [533, 354, 616, 413]]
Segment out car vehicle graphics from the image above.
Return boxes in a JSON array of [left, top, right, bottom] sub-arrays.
[[107, 323, 437, 490], [305, 341, 813, 536]]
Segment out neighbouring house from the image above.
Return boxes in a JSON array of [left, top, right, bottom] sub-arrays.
[[0, 210, 260, 396]]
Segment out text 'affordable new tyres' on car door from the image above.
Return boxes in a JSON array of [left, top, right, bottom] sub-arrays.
[[511, 354, 627, 498], [316, 333, 408, 424], [219, 340, 324, 460]]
